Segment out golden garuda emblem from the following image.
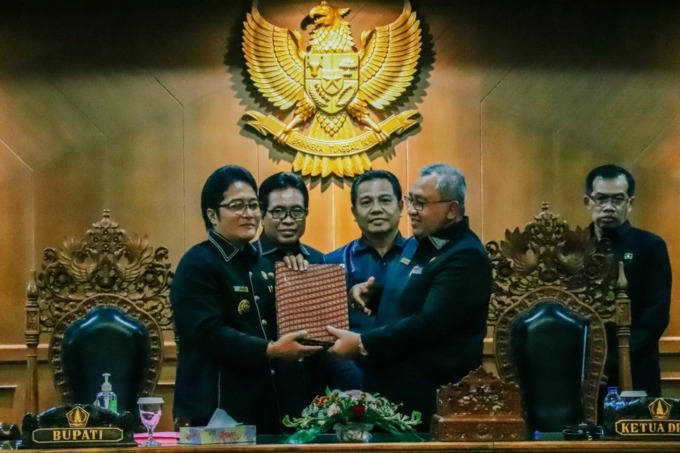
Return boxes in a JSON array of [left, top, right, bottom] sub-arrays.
[[243, 0, 422, 177]]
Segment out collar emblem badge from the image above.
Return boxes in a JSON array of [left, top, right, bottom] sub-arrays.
[[238, 299, 251, 315]]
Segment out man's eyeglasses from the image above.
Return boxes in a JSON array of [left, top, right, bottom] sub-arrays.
[[219, 200, 261, 214], [267, 206, 307, 220], [588, 194, 629, 207], [404, 195, 455, 212]]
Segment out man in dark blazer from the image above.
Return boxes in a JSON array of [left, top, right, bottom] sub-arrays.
[[327, 163, 492, 429], [584, 164, 672, 397]]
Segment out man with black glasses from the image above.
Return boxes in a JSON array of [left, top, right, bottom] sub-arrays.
[[327, 163, 492, 428], [256, 172, 325, 270], [584, 164, 671, 396], [255, 171, 330, 417]]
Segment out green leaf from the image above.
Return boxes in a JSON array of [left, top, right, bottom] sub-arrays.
[[283, 425, 326, 444], [374, 420, 423, 442]]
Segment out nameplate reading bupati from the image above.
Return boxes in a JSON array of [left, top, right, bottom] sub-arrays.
[[32, 427, 124, 443], [20, 404, 137, 449]]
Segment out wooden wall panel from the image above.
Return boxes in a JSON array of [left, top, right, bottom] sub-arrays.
[[0, 145, 33, 345], [33, 145, 107, 258], [1, 0, 680, 429], [105, 123, 186, 267], [0, 362, 24, 428], [481, 103, 560, 241], [0, 386, 17, 428]]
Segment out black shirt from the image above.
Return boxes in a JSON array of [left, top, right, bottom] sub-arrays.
[[171, 230, 282, 432], [254, 233, 330, 417], [594, 221, 672, 396], [361, 217, 492, 426]]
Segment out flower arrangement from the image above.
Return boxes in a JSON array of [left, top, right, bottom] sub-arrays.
[[282, 388, 422, 444]]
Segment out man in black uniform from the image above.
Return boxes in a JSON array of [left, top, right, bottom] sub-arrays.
[[171, 165, 321, 432], [584, 164, 672, 396], [327, 163, 492, 428], [255, 171, 329, 417]]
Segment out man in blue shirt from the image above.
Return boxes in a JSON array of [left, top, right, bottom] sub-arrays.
[[326, 170, 406, 329], [324, 170, 405, 390]]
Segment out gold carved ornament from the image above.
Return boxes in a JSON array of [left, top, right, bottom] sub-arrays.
[[31, 210, 173, 331], [242, 0, 422, 178], [485, 203, 617, 325]]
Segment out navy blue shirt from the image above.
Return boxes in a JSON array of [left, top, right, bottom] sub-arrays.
[[325, 233, 406, 390], [325, 233, 406, 331]]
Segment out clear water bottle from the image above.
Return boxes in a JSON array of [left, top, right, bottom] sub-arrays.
[[602, 386, 622, 425], [94, 372, 118, 413]]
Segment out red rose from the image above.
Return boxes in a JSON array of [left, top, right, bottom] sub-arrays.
[[351, 404, 366, 419]]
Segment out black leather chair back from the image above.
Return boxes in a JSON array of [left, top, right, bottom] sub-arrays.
[[511, 300, 588, 433], [62, 306, 150, 413]]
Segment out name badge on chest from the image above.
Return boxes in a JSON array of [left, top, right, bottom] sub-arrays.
[[233, 285, 249, 293]]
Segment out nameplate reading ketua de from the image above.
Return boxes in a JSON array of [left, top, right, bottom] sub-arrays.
[[604, 397, 680, 439]]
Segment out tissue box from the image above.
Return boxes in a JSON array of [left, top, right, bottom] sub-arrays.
[[179, 425, 256, 445]]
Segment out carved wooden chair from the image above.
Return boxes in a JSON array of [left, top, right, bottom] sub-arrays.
[[25, 210, 174, 415], [486, 203, 631, 434]]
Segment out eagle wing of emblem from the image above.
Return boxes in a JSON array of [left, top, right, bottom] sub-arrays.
[[357, 1, 421, 110], [341, 0, 421, 144], [243, 2, 316, 138]]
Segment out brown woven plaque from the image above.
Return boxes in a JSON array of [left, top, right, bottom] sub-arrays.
[[275, 262, 349, 347]]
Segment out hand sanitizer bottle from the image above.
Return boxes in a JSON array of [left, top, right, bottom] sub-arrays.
[[94, 373, 118, 413]]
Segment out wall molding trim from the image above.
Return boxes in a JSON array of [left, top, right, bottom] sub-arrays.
[[0, 342, 177, 363]]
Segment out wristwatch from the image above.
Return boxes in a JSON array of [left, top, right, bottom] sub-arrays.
[[358, 337, 368, 356]]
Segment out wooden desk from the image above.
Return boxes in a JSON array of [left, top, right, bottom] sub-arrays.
[[13, 441, 680, 452]]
